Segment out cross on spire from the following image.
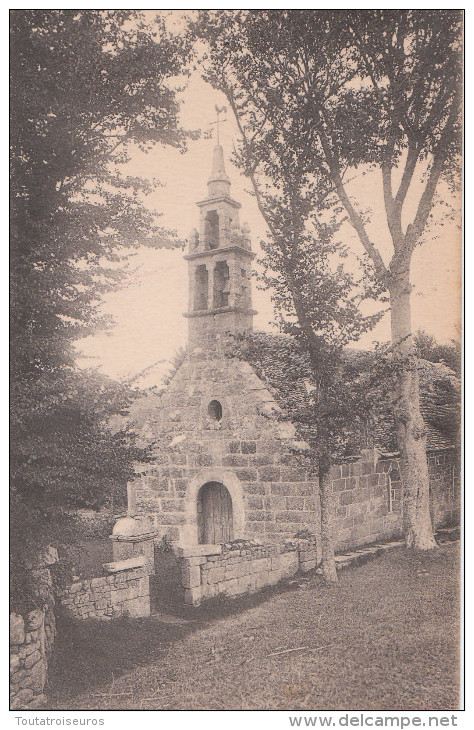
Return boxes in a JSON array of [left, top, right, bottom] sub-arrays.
[[210, 104, 227, 145]]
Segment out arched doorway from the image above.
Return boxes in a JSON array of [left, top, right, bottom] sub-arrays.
[[197, 482, 233, 544]]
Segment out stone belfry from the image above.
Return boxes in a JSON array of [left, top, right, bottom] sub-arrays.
[[123, 140, 321, 558], [184, 144, 256, 351]]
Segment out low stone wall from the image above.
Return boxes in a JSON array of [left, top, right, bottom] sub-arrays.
[[177, 539, 318, 605], [59, 557, 150, 620], [10, 603, 56, 710]]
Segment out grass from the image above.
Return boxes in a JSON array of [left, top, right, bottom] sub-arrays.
[[47, 543, 460, 711]]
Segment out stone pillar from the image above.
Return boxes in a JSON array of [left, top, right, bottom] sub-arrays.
[[110, 533, 156, 575], [208, 263, 215, 310], [176, 544, 222, 605], [228, 257, 237, 309], [199, 209, 207, 245], [187, 263, 194, 312], [110, 517, 158, 575], [220, 209, 230, 246]]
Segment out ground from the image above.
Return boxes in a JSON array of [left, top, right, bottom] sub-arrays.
[[47, 543, 460, 711]]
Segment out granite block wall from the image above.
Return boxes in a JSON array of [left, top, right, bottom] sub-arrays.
[[59, 563, 150, 620], [10, 605, 56, 710], [428, 449, 461, 528], [129, 357, 321, 544], [331, 449, 460, 551], [331, 453, 403, 551], [128, 354, 459, 553], [177, 539, 318, 605]]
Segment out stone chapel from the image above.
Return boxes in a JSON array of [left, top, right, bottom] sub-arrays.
[[126, 144, 323, 548], [122, 145, 459, 559]]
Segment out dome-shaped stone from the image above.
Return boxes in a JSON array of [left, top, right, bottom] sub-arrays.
[[112, 516, 138, 537]]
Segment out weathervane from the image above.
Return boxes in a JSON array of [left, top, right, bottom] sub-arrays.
[[210, 104, 227, 145]]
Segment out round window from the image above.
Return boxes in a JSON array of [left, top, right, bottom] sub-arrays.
[[208, 400, 223, 421]]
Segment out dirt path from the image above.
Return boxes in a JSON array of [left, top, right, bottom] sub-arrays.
[[48, 543, 460, 711]]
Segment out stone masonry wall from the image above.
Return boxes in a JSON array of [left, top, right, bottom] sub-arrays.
[[59, 561, 150, 620], [178, 539, 318, 605], [129, 355, 458, 553], [10, 549, 58, 710], [331, 448, 460, 551], [10, 605, 56, 710], [428, 449, 461, 528], [130, 356, 321, 544], [331, 453, 403, 552]]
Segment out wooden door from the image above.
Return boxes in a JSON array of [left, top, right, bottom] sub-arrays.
[[197, 482, 233, 544]]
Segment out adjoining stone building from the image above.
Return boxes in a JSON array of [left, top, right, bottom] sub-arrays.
[[125, 145, 460, 558]]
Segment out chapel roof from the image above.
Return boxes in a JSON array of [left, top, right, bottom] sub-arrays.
[[122, 332, 460, 457], [235, 332, 460, 456]]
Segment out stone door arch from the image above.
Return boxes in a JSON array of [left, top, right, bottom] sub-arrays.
[[182, 468, 245, 546], [197, 482, 233, 544]]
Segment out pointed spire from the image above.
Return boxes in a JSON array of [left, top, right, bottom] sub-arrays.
[[207, 144, 231, 198], [211, 144, 227, 175]]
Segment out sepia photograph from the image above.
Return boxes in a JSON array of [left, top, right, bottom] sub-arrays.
[[10, 8, 463, 716]]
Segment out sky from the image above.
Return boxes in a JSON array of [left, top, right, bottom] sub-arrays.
[[76, 68, 462, 389]]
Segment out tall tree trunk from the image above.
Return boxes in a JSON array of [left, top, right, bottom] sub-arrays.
[[319, 453, 338, 582], [389, 270, 437, 550]]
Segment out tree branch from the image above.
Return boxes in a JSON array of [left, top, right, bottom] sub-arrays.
[[405, 91, 461, 251], [317, 126, 389, 282], [394, 143, 419, 209]]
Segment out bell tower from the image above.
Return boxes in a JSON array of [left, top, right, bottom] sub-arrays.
[[184, 144, 256, 351]]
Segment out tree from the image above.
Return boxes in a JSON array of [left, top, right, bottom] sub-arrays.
[[231, 206, 382, 582], [11, 9, 191, 377], [414, 330, 461, 375], [10, 10, 192, 610], [247, 186, 382, 583], [201, 49, 382, 579], [197, 9, 462, 549], [9, 370, 153, 612]]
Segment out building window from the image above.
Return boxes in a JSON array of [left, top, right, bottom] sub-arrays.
[[204, 210, 219, 249], [208, 400, 223, 421], [388, 469, 402, 513], [194, 264, 208, 311], [213, 260, 230, 308]]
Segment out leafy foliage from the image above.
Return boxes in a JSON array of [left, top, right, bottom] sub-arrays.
[[11, 10, 192, 377], [414, 330, 461, 375], [198, 9, 462, 282], [232, 333, 380, 459], [10, 10, 192, 609], [197, 9, 462, 548]]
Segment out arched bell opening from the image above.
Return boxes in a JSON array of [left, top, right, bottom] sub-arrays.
[[197, 481, 234, 544], [204, 210, 219, 249], [213, 260, 230, 308], [194, 264, 209, 311]]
